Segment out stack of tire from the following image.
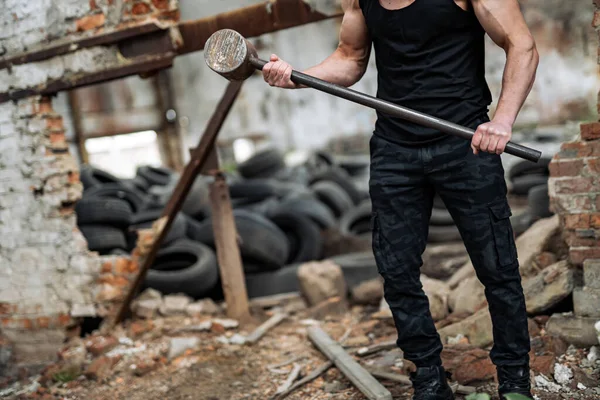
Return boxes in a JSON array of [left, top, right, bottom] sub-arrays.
[[506, 156, 554, 235], [427, 196, 462, 243]]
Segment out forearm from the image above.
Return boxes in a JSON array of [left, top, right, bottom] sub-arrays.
[[493, 43, 539, 126], [299, 48, 368, 88]]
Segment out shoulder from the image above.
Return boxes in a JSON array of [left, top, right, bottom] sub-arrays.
[[342, 0, 362, 11]]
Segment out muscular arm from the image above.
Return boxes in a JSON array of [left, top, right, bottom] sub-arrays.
[[471, 0, 539, 154], [262, 0, 371, 88]]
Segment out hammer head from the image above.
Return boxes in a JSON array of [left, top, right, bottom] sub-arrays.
[[204, 29, 258, 81]]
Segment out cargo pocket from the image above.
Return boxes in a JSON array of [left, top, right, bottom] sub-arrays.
[[488, 198, 518, 269], [370, 211, 386, 274]]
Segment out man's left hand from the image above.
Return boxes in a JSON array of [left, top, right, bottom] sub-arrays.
[[471, 120, 512, 155]]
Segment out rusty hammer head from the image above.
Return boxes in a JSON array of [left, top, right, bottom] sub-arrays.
[[204, 29, 259, 81]]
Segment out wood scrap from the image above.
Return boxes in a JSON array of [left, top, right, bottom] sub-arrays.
[[271, 361, 333, 400], [367, 369, 476, 395], [307, 325, 393, 400], [245, 312, 287, 345], [356, 340, 397, 357], [275, 363, 302, 395], [250, 292, 302, 309]]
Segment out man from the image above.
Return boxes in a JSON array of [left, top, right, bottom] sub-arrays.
[[262, 1, 539, 399]]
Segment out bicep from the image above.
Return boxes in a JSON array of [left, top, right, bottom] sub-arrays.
[[471, 0, 534, 51], [338, 0, 371, 63]]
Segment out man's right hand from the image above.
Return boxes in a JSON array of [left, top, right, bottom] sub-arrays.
[[262, 54, 298, 89]]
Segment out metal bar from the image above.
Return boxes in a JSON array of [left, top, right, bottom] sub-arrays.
[[113, 80, 244, 326], [248, 57, 542, 163], [0, 22, 165, 69], [176, 0, 342, 56], [0, 54, 175, 103]]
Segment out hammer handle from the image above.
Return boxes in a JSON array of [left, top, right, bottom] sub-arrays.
[[250, 57, 541, 163]]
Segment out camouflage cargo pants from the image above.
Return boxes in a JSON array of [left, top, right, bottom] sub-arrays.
[[369, 121, 530, 368]]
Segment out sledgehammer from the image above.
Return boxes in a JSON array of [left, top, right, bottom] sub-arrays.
[[203, 29, 542, 163]]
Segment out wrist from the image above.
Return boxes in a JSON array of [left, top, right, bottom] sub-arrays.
[[492, 114, 515, 128]]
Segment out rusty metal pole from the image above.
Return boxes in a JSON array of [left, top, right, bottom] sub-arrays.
[[113, 80, 243, 326]]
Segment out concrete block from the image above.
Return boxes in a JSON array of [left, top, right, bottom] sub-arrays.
[[546, 313, 600, 347], [573, 287, 600, 318], [583, 259, 600, 289]]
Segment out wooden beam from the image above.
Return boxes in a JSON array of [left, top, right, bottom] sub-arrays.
[[209, 170, 252, 323], [307, 325, 393, 400], [113, 80, 243, 326]]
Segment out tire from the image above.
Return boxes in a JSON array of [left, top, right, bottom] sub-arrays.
[[109, 248, 130, 256], [235, 197, 280, 217], [80, 165, 122, 190], [121, 176, 151, 193], [270, 211, 323, 264], [429, 207, 454, 226], [328, 251, 380, 289], [310, 180, 354, 218], [145, 239, 219, 298], [84, 183, 147, 214], [337, 156, 370, 177], [129, 210, 188, 246], [511, 210, 533, 237], [147, 184, 175, 209], [510, 174, 549, 196], [427, 224, 462, 243], [508, 156, 551, 181], [192, 210, 290, 270], [274, 193, 336, 229], [528, 184, 552, 220], [309, 167, 363, 205], [79, 225, 128, 254], [339, 200, 372, 237], [229, 180, 280, 202], [136, 165, 175, 187], [238, 149, 285, 179], [76, 197, 133, 228], [182, 177, 211, 218]]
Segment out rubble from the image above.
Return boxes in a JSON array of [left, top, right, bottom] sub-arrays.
[[131, 288, 163, 319], [515, 215, 561, 277], [167, 337, 200, 360], [186, 298, 221, 316], [351, 278, 384, 305], [546, 313, 600, 347], [523, 261, 574, 314], [438, 308, 493, 347], [84, 355, 121, 380], [159, 294, 193, 316], [297, 260, 348, 306], [448, 275, 485, 315], [85, 335, 119, 356], [554, 363, 573, 385]]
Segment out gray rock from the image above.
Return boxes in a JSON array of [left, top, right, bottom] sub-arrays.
[[160, 294, 193, 316], [351, 278, 383, 305], [133, 299, 162, 319], [546, 313, 600, 347], [573, 287, 600, 318], [587, 346, 599, 362], [583, 259, 600, 289], [438, 308, 493, 348], [554, 363, 573, 385], [297, 261, 347, 306], [168, 337, 200, 360], [448, 275, 485, 315], [186, 298, 221, 317], [523, 261, 574, 314]]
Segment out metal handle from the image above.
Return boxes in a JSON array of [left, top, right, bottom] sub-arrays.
[[250, 57, 541, 163]]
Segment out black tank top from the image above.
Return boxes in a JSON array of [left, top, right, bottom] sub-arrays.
[[359, 0, 492, 144]]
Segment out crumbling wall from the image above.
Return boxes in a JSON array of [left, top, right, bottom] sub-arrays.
[[548, 1, 600, 266], [0, 0, 179, 379]]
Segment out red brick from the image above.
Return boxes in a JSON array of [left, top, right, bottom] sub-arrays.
[[549, 159, 584, 177], [129, 320, 154, 338], [564, 231, 600, 247], [76, 13, 105, 31], [84, 355, 121, 380], [551, 195, 593, 213], [563, 214, 591, 229], [49, 129, 65, 144], [596, 195, 600, 211], [45, 116, 63, 130], [36, 316, 50, 329], [57, 314, 72, 327], [68, 171, 80, 184], [113, 257, 130, 275], [85, 335, 118, 356], [592, 214, 600, 228], [131, 2, 151, 14], [98, 274, 129, 287], [581, 122, 600, 141], [39, 97, 53, 114], [127, 259, 139, 273], [90, 0, 98, 9], [101, 261, 113, 274], [559, 140, 600, 158], [553, 177, 595, 194], [152, 0, 169, 9], [587, 158, 600, 174], [570, 247, 600, 265]]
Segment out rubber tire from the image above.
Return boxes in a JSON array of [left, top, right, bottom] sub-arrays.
[[76, 197, 133, 228], [79, 165, 101, 190], [430, 207, 455, 226], [339, 200, 372, 237], [109, 248, 130, 256], [270, 211, 323, 264], [145, 239, 219, 298], [244, 251, 380, 298], [508, 156, 551, 181], [427, 224, 462, 243], [235, 197, 280, 217], [129, 210, 188, 246], [274, 194, 336, 229], [182, 177, 211, 218], [511, 210, 533, 237], [309, 167, 363, 205], [84, 183, 147, 214], [121, 176, 150, 193], [136, 166, 174, 186], [510, 174, 549, 196], [238, 149, 285, 179], [310, 180, 354, 218], [528, 184, 552, 220], [229, 180, 281, 202], [192, 209, 290, 270], [79, 225, 128, 254]]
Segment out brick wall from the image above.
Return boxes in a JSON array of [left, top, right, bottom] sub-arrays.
[[547, 3, 600, 265], [0, 0, 178, 380]]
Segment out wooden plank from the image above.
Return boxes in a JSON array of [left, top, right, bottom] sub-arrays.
[[356, 341, 397, 357], [209, 172, 252, 323], [112, 80, 243, 326], [245, 312, 287, 344], [307, 326, 393, 400]]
